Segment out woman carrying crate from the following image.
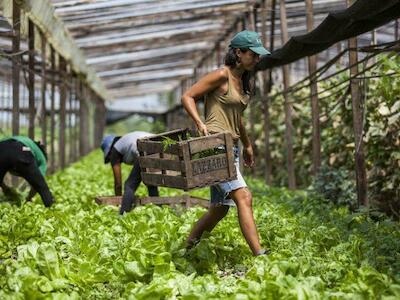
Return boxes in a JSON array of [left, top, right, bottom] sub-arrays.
[[181, 30, 270, 256]]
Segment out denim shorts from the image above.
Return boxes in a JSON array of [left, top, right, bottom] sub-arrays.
[[210, 146, 247, 206]]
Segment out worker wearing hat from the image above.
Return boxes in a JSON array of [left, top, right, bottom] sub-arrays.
[[101, 131, 159, 214], [181, 30, 270, 256], [0, 136, 54, 207]]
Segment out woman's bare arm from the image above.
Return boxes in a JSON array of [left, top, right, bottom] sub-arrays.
[[181, 68, 228, 135]]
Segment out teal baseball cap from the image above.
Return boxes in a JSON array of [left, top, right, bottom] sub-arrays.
[[229, 30, 270, 56]]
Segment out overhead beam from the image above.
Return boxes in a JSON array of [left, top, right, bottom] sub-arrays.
[[108, 81, 180, 98], [97, 60, 194, 78], [104, 69, 193, 87], [76, 20, 223, 48], [58, 0, 247, 23], [64, 1, 245, 30], [80, 32, 224, 58], [0, 0, 109, 100], [79, 16, 328, 60], [86, 41, 209, 65]]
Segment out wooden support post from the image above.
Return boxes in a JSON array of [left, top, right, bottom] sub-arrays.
[[242, 15, 247, 30], [279, 0, 296, 189], [79, 81, 90, 156], [269, 0, 276, 68], [395, 19, 399, 41], [348, 12, 368, 207], [68, 68, 74, 163], [59, 55, 66, 169], [12, 1, 20, 136], [1, 81, 6, 130], [73, 75, 79, 161], [371, 30, 377, 45], [78, 80, 83, 155], [40, 32, 47, 147], [71, 70, 77, 159], [50, 46, 56, 171], [28, 19, 35, 140], [180, 80, 185, 106], [261, 0, 273, 184], [88, 89, 94, 152], [248, 5, 257, 175], [0, 80, 3, 129], [94, 95, 105, 148], [87, 89, 92, 151], [216, 43, 222, 67], [248, 6, 256, 132], [236, 18, 242, 33], [339, 42, 345, 66], [371, 30, 377, 64], [305, 0, 321, 175]]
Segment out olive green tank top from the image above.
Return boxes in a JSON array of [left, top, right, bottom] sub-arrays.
[[204, 67, 249, 140]]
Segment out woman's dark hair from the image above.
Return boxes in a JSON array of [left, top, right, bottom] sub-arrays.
[[224, 47, 254, 95], [35, 141, 48, 161]]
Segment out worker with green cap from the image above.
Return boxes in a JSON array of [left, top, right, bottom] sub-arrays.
[[0, 136, 54, 207], [181, 30, 270, 256]]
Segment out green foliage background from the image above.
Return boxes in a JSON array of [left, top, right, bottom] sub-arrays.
[[106, 115, 166, 136], [0, 151, 399, 299], [247, 53, 400, 216]]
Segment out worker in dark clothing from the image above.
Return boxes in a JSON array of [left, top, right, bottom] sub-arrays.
[[101, 131, 159, 215], [0, 136, 54, 207]]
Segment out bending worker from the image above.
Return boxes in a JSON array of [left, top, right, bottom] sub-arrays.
[[0, 136, 54, 207], [101, 131, 159, 215]]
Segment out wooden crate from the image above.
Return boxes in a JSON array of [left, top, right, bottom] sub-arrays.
[[95, 195, 122, 206], [95, 195, 209, 209], [137, 128, 237, 190]]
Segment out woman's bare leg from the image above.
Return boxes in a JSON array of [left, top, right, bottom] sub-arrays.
[[230, 187, 262, 255], [186, 205, 229, 247]]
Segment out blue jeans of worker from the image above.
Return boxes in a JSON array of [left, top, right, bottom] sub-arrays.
[[119, 159, 158, 214], [210, 145, 247, 206]]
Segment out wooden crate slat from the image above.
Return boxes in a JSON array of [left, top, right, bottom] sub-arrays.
[[140, 196, 186, 206], [181, 142, 192, 177], [188, 133, 227, 154], [187, 168, 237, 189], [142, 173, 187, 189], [190, 153, 230, 176], [95, 195, 209, 209], [138, 156, 184, 172], [137, 140, 180, 155], [95, 196, 122, 206], [187, 196, 209, 208]]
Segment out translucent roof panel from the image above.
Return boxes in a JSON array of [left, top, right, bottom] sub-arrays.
[[48, 0, 398, 109]]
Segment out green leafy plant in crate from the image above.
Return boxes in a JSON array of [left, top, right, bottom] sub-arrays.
[[161, 133, 226, 159]]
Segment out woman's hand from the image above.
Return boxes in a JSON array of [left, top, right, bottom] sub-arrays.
[[196, 121, 209, 136], [243, 145, 254, 168]]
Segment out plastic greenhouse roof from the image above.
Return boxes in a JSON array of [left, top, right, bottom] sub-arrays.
[[1, 0, 398, 111]]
